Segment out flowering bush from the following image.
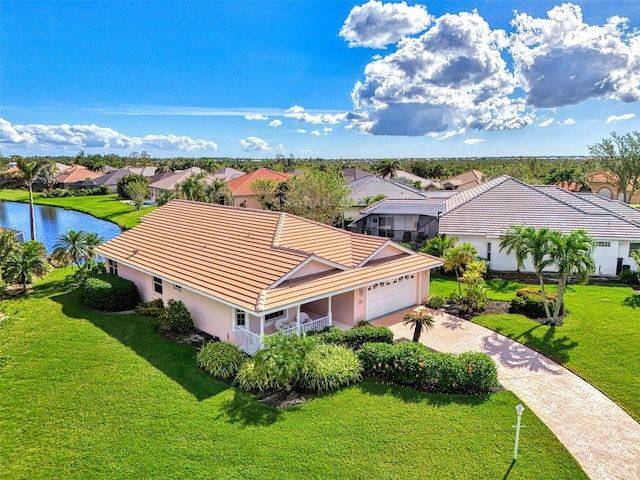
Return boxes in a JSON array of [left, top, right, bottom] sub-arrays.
[[509, 288, 563, 319]]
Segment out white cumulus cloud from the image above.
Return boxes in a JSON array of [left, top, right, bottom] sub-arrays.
[[562, 118, 576, 125], [245, 114, 269, 121], [340, 0, 433, 49], [311, 130, 321, 136], [606, 113, 636, 124], [538, 118, 555, 127], [296, 129, 307, 134], [463, 138, 485, 145], [269, 119, 282, 127], [285, 105, 348, 125], [239, 136, 272, 152], [0, 117, 217, 151]]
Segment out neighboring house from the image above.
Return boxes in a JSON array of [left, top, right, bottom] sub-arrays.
[[438, 175, 640, 276], [147, 167, 210, 201], [349, 192, 458, 243], [55, 165, 102, 189], [214, 167, 245, 181], [96, 200, 442, 353], [342, 167, 371, 184], [421, 170, 485, 191], [346, 175, 427, 221], [78, 166, 158, 192], [586, 171, 640, 204], [394, 170, 431, 188], [226, 168, 291, 209]]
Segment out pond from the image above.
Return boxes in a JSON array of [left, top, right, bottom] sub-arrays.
[[0, 201, 122, 252]]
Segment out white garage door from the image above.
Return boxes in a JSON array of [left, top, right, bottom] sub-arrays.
[[366, 274, 417, 320]]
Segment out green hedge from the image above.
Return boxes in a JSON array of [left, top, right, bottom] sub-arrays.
[[509, 288, 564, 319], [358, 342, 499, 394], [197, 341, 247, 379], [81, 273, 140, 312], [317, 324, 394, 350]]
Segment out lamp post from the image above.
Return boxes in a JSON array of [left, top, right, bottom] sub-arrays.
[[514, 404, 525, 460]]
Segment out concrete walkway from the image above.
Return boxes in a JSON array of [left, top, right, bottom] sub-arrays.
[[373, 308, 640, 480]]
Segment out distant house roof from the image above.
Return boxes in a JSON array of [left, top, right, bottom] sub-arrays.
[[440, 170, 484, 191], [342, 167, 371, 183], [55, 165, 102, 184], [96, 200, 441, 312], [148, 167, 208, 192], [394, 170, 432, 187], [439, 175, 640, 239], [89, 167, 158, 188], [348, 175, 426, 205], [214, 167, 245, 181], [226, 168, 291, 196]]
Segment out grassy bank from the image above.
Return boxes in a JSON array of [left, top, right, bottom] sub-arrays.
[[431, 274, 640, 422], [0, 270, 585, 479], [0, 189, 154, 229]]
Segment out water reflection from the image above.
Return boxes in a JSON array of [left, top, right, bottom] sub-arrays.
[[0, 200, 121, 251]]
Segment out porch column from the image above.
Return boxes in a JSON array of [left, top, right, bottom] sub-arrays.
[[328, 296, 333, 326], [259, 315, 264, 337], [296, 305, 301, 334]]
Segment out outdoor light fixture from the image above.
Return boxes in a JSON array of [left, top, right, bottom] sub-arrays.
[[514, 404, 525, 460]]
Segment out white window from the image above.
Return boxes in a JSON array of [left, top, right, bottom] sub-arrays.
[[153, 276, 163, 294], [108, 259, 118, 275], [235, 309, 246, 327]]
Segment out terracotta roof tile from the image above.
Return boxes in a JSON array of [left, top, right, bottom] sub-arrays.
[[226, 168, 291, 196], [55, 165, 102, 183], [96, 200, 442, 312]]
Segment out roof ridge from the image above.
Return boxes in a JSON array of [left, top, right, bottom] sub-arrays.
[[443, 175, 511, 214], [272, 212, 286, 246]]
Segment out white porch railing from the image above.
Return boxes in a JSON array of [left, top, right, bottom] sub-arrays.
[[235, 315, 332, 355]]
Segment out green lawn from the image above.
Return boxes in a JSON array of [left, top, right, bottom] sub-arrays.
[[431, 274, 640, 422], [0, 270, 585, 479], [0, 189, 154, 229]]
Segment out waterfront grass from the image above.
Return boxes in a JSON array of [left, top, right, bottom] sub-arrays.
[[0, 189, 154, 229], [431, 274, 640, 422], [0, 270, 585, 479]]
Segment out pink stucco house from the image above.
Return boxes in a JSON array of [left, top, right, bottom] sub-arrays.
[[96, 200, 442, 353]]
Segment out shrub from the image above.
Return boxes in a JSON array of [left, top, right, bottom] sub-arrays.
[[197, 341, 247, 379], [236, 359, 282, 392], [300, 344, 362, 393], [424, 294, 446, 310], [318, 324, 394, 350], [135, 298, 164, 317], [509, 288, 563, 318], [358, 342, 498, 395], [81, 273, 140, 311], [619, 269, 640, 285], [71, 261, 106, 286], [158, 299, 194, 333]]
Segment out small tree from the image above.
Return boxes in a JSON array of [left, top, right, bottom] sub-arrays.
[[0, 228, 18, 283], [588, 131, 640, 203], [250, 178, 279, 210], [403, 307, 435, 342], [122, 181, 148, 210], [443, 243, 478, 294], [458, 260, 488, 312], [158, 299, 194, 334], [421, 234, 458, 257], [117, 173, 149, 201], [4, 241, 50, 291]]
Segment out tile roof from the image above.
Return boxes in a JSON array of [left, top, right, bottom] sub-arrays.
[[226, 168, 290, 196], [441, 170, 484, 190], [439, 176, 640, 239], [148, 168, 211, 191], [55, 165, 102, 184], [214, 167, 245, 181], [348, 175, 426, 204], [96, 200, 442, 312]]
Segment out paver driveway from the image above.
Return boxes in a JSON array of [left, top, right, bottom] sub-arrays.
[[374, 308, 640, 480]]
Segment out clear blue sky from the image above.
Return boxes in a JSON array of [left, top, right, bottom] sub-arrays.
[[1, 0, 639, 159]]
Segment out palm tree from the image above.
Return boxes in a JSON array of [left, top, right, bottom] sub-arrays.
[[52, 230, 89, 268], [206, 178, 233, 205], [4, 158, 50, 241], [421, 234, 458, 257], [84, 232, 104, 263], [0, 228, 18, 282], [403, 307, 435, 342], [443, 243, 478, 294], [178, 173, 208, 202], [374, 159, 400, 179], [499, 226, 556, 323], [4, 241, 49, 291], [547, 229, 595, 325]]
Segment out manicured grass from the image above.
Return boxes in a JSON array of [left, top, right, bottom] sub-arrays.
[[431, 274, 640, 422], [0, 189, 155, 229], [0, 270, 585, 479]]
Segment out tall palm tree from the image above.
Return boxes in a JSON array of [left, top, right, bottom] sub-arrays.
[[84, 232, 104, 263], [178, 173, 208, 202], [499, 226, 556, 322], [5, 158, 50, 241], [52, 230, 89, 268], [206, 178, 233, 205], [403, 307, 435, 342], [4, 241, 50, 291], [547, 229, 595, 325], [374, 159, 400, 179]]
